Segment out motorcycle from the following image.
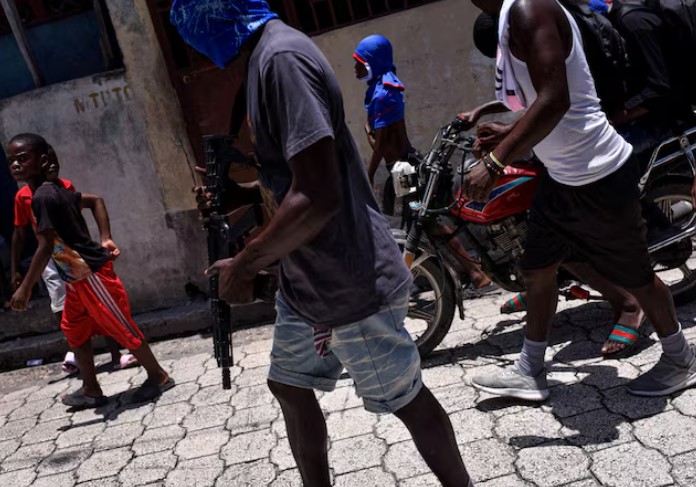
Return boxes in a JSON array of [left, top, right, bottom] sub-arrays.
[[397, 119, 696, 357]]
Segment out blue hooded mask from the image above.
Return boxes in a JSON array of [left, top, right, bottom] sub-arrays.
[[170, 0, 278, 68], [588, 0, 609, 14], [354, 35, 406, 130]]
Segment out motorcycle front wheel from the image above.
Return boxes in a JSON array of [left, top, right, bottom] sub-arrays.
[[405, 257, 456, 357], [646, 182, 696, 305]]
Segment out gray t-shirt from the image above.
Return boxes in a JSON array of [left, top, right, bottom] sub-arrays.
[[246, 20, 411, 328]]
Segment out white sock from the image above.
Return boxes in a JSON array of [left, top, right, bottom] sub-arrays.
[[660, 324, 694, 366], [517, 337, 547, 377]]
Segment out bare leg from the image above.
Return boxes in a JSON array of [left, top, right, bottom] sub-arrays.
[[394, 386, 471, 487], [434, 224, 491, 288], [562, 262, 645, 355], [563, 262, 642, 321], [267, 380, 331, 487], [628, 276, 679, 338], [105, 336, 122, 365], [128, 341, 168, 383], [523, 263, 562, 342], [73, 340, 102, 397]]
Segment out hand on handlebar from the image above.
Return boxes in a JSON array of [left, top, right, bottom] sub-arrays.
[[476, 121, 514, 153], [457, 110, 481, 131]]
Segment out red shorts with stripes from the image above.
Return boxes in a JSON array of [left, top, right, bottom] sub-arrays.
[[61, 262, 144, 350]]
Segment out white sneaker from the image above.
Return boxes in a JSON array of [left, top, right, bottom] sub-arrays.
[[471, 363, 549, 401]]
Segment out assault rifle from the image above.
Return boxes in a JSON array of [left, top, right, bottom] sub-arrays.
[[202, 135, 275, 390]]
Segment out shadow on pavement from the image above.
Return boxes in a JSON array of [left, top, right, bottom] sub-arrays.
[[475, 363, 672, 450], [57, 388, 163, 430], [421, 298, 696, 370], [417, 299, 696, 450]]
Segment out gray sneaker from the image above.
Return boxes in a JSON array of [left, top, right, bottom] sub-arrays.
[[627, 344, 696, 397], [471, 364, 550, 401]]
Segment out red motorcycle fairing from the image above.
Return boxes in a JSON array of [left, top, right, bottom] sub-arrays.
[[452, 162, 542, 224]]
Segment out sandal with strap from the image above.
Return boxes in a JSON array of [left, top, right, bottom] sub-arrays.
[[61, 389, 108, 408], [501, 293, 527, 314], [132, 376, 176, 403], [603, 317, 649, 359]]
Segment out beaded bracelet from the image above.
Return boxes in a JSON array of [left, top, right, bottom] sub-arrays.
[[483, 156, 504, 176]]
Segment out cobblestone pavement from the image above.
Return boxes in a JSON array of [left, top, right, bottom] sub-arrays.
[[2, 291, 696, 486]]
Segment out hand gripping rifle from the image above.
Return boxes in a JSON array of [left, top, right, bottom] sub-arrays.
[[203, 135, 267, 390]]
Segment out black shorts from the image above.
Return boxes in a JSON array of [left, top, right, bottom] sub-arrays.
[[520, 156, 655, 289]]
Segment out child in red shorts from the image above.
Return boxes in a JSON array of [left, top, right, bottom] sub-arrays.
[[12, 146, 139, 373], [8, 133, 174, 408]]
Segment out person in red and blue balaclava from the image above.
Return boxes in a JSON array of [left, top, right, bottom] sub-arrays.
[[354, 35, 494, 291], [353, 35, 412, 216]]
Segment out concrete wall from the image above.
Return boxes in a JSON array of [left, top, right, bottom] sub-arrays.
[[312, 0, 498, 172], [106, 0, 199, 212], [0, 0, 204, 312]]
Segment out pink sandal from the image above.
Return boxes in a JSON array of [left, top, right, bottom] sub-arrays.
[[61, 352, 79, 375], [112, 354, 139, 371]]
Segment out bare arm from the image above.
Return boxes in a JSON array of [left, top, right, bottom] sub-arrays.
[[364, 122, 383, 186], [10, 225, 26, 285], [239, 136, 341, 273], [477, 100, 509, 117], [80, 193, 112, 243], [458, 100, 510, 128], [10, 230, 54, 311], [365, 122, 377, 150], [461, 0, 571, 201], [80, 193, 120, 259], [489, 0, 571, 165], [207, 137, 342, 303]]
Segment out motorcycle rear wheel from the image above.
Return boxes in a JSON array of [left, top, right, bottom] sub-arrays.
[[646, 182, 696, 305], [405, 257, 456, 357]]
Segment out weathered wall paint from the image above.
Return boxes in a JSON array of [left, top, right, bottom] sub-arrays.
[[107, 0, 199, 213], [0, 71, 203, 311]]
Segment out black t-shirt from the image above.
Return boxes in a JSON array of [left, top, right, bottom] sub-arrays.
[[32, 182, 109, 282], [611, 4, 695, 126], [246, 20, 412, 328]]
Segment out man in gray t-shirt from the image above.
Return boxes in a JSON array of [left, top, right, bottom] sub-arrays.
[[171, 2, 473, 486], [246, 20, 411, 328]]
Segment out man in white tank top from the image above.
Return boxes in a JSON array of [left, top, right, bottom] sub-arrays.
[[464, 0, 696, 400]]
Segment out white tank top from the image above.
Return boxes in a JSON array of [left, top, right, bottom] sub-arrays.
[[508, 2, 633, 186]]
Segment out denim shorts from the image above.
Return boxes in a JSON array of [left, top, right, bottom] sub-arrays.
[[268, 290, 422, 413]]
